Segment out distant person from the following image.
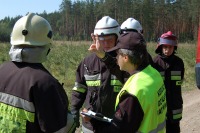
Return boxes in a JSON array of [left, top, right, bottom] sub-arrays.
[[0, 13, 75, 133], [81, 32, 167, 133], [153, 31, 185, 133], [71, 16, 128, 133], [120, 17, 154, 66]]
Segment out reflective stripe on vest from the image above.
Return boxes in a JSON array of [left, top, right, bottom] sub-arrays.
[[72, 82, 87, 93], [84, 74, 122, 92], [72, 87, 86, 93], [172, 108, 183, 120], [84, 74, 101, 81], [137, 120, 166, 133], [160, 71, 182, 85], [86, 80, 101, 86], [0, 92, 35, 113], [111, 75, 123, 92], [113, 86, 121, 92], [115, 65, 167, 133], [171, 71, 181, 80], [85, 74, 101, 86], [110, 79, 123, 86], [176, 81, 182, 85], [0, 92, 35, 132], [173, 113, 182, 120]]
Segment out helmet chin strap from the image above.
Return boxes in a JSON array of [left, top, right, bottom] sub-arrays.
[[9, 45, 50, 63]]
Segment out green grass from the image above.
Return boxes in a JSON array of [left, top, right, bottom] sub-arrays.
[[0, 43, 10, 62], [0, 41, 197, 100]]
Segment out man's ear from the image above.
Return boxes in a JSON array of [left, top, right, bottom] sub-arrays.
[[124, 55, 129, 62]]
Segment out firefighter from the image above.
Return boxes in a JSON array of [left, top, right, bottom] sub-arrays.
[[153, 31, 185, 133], [82, 32, 167, 133], [0, 13, 75, 133], [120, 17, 154, 67], [71, 16, 128, 133]]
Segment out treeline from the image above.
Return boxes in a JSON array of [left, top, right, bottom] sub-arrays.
[[0, 0, 199, 42]]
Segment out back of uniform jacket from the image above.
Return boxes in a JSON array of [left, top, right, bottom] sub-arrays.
[[0, 61, 69, 133]]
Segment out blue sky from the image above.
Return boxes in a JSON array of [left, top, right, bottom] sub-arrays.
[[0, 0, 63, 20]]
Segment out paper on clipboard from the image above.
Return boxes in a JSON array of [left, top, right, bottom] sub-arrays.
[[80, 110, 112, 123]]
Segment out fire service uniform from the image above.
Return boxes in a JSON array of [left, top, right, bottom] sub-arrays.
[[71, 53, 127, 131], [153, 54, 184, 130], [153, 31, 185, 132], [0, 62, 74, 133]]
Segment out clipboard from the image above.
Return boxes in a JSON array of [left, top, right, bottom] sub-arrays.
[[80, 110, 112, 123]]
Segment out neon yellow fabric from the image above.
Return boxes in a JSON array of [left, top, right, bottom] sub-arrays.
[[72, 87, 87, 93], [113, 86, 121, 92], [85, 79, 122, 92], [0, 102, 35, 133], [115, 65, 167, 133], [86, 80, 101, 86], [176, 81, 182, 86], [110, 80, 123, 86], [171, 75, 181, 80], [173, 113, 182, 120]]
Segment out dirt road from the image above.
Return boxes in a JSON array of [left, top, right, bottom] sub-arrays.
[[180, 89, 200, 132]]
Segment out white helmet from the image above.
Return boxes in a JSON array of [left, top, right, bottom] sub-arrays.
[[10, 13, 52, 46], [121, 18, 143, 34], [94, 16, 120, 38]]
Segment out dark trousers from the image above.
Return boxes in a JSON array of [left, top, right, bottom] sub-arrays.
[[166, 120, 180, 133]]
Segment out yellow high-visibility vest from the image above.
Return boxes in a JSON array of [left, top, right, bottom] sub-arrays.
[[115, 65, 167, 133]]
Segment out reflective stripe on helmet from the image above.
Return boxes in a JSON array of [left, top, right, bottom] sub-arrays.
[[94, 16, 120, 37], [95, 25, 119, 30], [120, 18, 143, 34], [159, 38, 177, 46]]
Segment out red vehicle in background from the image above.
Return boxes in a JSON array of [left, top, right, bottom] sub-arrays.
[[196, 27, 200, 89]]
